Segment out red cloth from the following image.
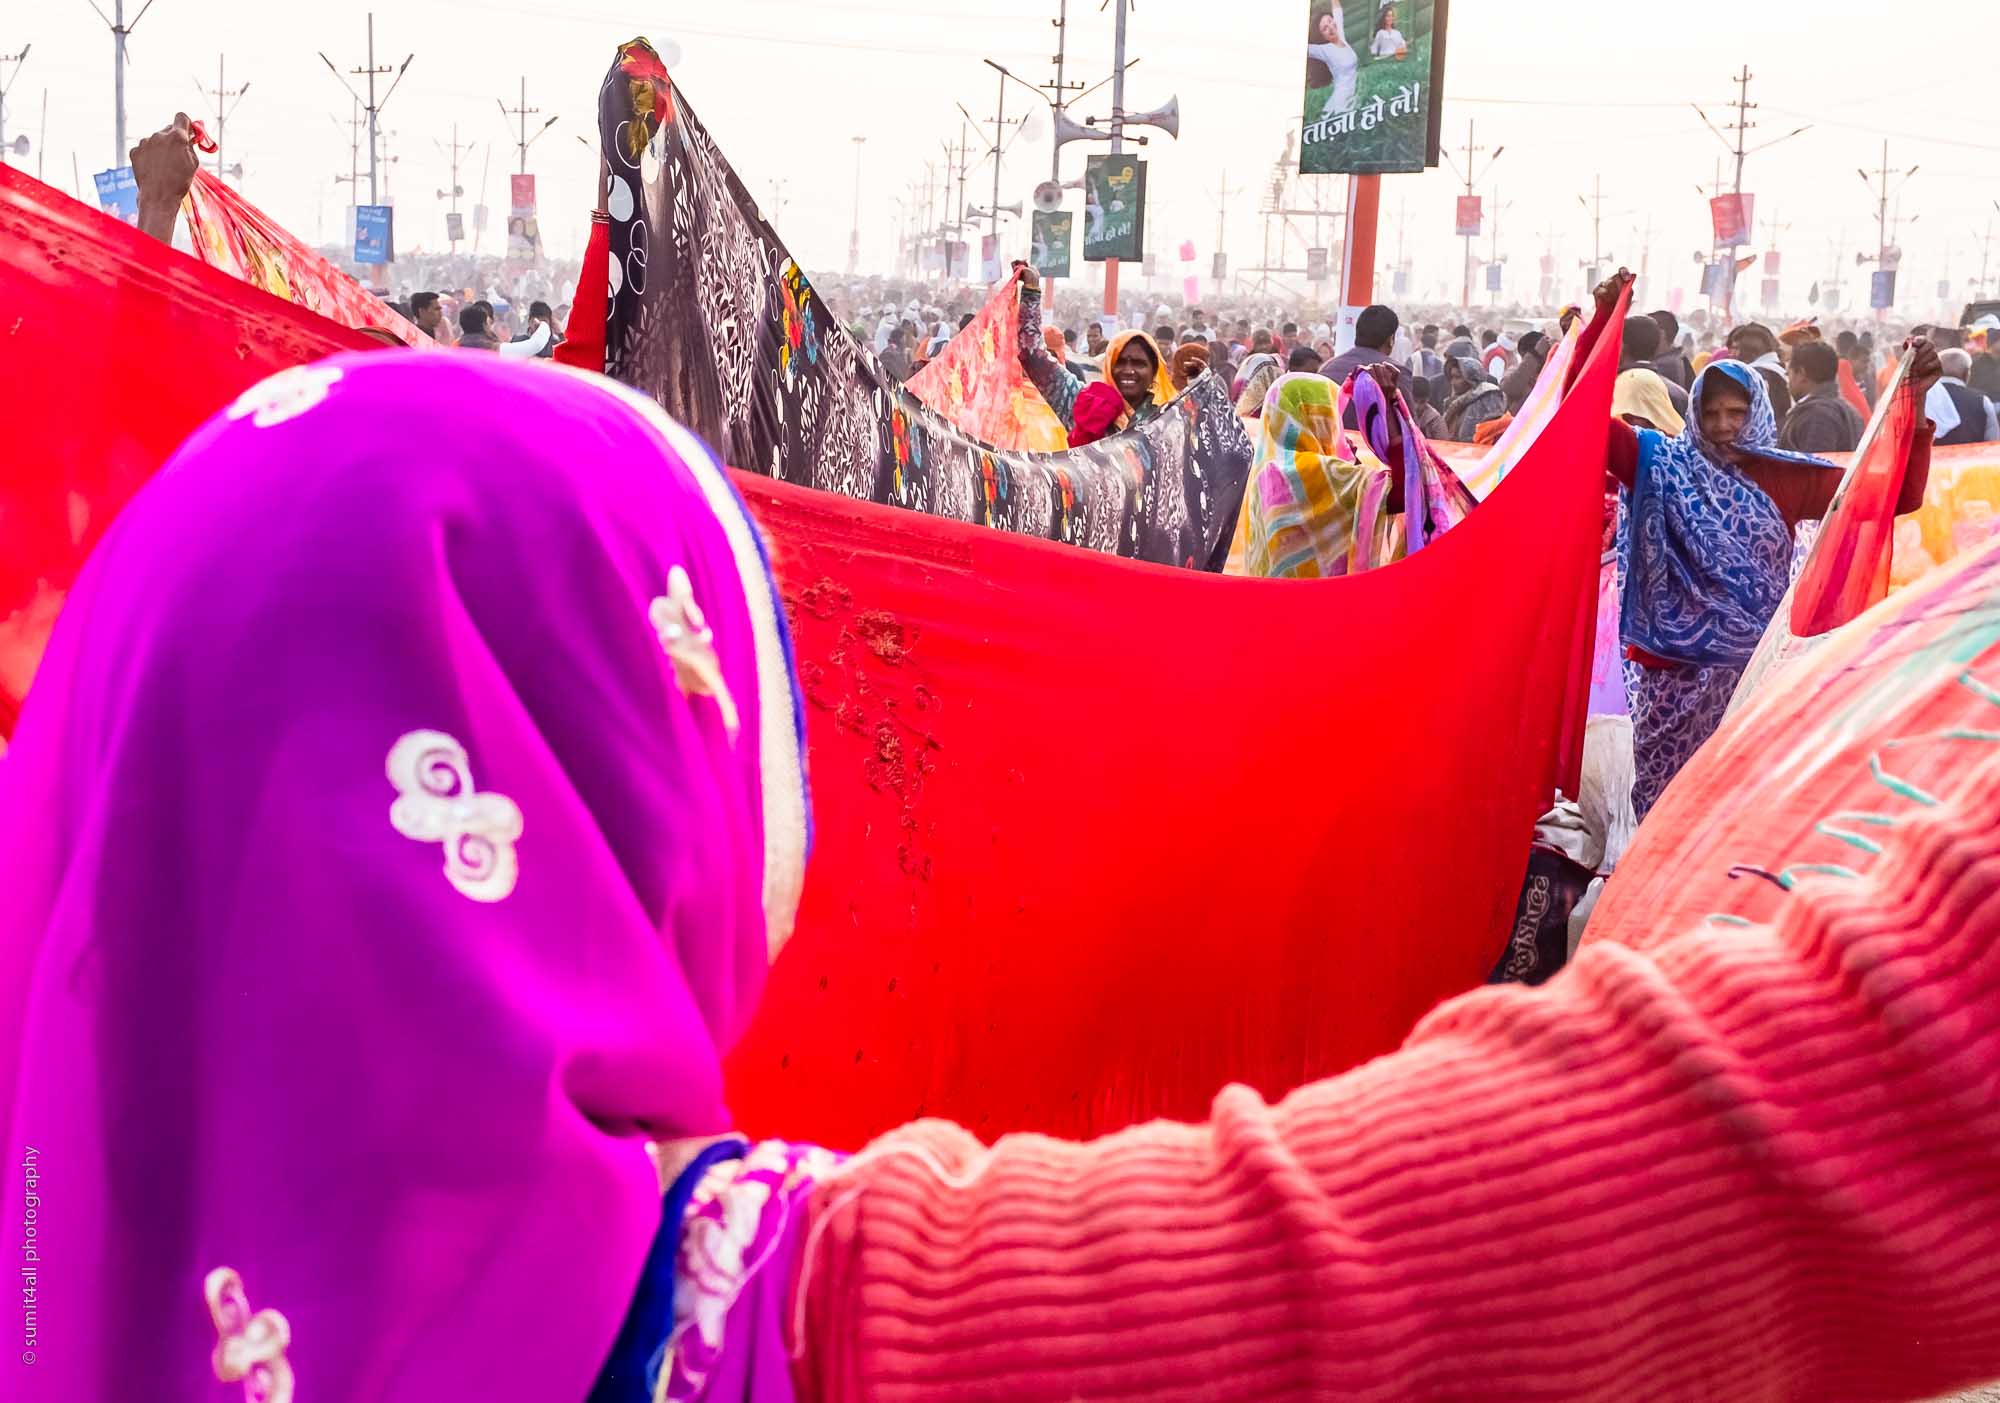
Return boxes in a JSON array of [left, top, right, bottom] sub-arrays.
[[799, 533, 2000, 1402], [0, 166, 371, 734], [552, 214, 610, 373], [1, 167, 1615, 1162], [1790, 356, 1919, 636], [724, 294, 1624, 1147]]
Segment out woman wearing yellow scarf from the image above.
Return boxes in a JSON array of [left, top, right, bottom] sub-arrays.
[[1229, 367, 1476, 579]]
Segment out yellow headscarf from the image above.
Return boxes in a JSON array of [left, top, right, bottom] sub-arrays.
[[1098, 329, 1179, 407], [1611, 368, 1686, 437], [1227, 373, 1390, 578]]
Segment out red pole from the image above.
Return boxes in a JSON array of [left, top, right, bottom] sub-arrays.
[[1341, 174, 1382, 307], [1103, 258, 1120, 319]]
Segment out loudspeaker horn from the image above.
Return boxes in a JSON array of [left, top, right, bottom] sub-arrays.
[[1033, 180, 1063, 212], [1053, 107, 1111, 149], [1127, 96, 1179, 140]]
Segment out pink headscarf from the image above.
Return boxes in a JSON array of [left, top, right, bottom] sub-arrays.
[[1070, 380, 1128, 446], [0, 353, 810, 1400]]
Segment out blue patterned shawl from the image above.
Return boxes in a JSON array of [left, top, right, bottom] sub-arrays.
[[1618, 360, 1833, 667]]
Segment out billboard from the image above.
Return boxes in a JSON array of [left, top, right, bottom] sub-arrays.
[[1306, 246, 1329, 281], [507, 173, 541, 259], [1486, 262, 1503, 292], [91, 166, 139, 224], [1301, 0, 1444, 175], [1709, 193, 1753, 248], [354, 204, 394, 265], [445, 210, 465, 244], [1871, 269, 1897, 310], [1031, 209, 1074, 279], [1454, 195, 1481, 237], [1082, 154, 1146, 263]]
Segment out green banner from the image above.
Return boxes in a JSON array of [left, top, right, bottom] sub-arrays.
[[1082, 155, 1146, 263], [1301, 0, 1440, 175], [1031, 210, 1074, 279]]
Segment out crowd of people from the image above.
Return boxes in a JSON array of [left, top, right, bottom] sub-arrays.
[[824, 262, 2000, 454], [14, 106, 1999, 1403]]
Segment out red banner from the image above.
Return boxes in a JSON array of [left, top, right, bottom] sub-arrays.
[[1455, 194, 1482, 237], [1710, 192, 1753, 247]]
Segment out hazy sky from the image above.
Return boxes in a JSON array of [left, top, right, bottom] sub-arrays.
[[6, 1, 1999, 315]]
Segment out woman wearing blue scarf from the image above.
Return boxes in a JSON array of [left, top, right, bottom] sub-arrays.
[[1590, 272, 1942, 818]]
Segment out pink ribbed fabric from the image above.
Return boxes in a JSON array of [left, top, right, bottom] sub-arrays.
[[790, 744, 2000, 1400]]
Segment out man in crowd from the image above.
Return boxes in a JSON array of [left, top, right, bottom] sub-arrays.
[[1412, 324, 1446, 401], [410, 292, 447, 342], [1287, 345, 1322, 374], [1501, 331, 1547, 414], [1778, 340, 1866, 455], [1726, 322, 1791, 428], [1648, 309, 1693, 388], [878, 325, 912, 380], [1936, 348, 2000, 446], [1620, 316, 1690, 416], [1085, 323, 1109, 360], [1970, 325, 2000, 399], [1320, 304, 1398, 384], [456, 304, 500, 351], [504, 300, 561, 358]]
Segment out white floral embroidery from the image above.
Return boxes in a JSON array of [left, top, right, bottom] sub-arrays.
[[386, 730, 523, 902], [205, 1267, 295, 1403], [650, 565, 741, 741], [224, 364, 344, 429]]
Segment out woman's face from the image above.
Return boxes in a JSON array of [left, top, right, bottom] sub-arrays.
[[1381, 6, 1397, 28], [1699, 379, 1753, 448], [1113, 342, 1158, 404], [1447, 362, 1466, 392], [1317, 13, 1338, 40]]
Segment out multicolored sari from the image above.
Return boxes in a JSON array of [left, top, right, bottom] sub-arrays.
[[1229, 371, 1476, 579]]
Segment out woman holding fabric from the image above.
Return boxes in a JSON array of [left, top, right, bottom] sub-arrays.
[[1013, 262, 1176, 435], [1440, 355, 1506, 441], [11, 347, 2000, 1403], [1593, 270, 1942, 817], [1232, 366, 1475, 579]]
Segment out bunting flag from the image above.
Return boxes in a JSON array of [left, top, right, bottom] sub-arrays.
[[180, 170, 429, 346], [595, 38, 1251, 569], [904, 278, 1070, 452]]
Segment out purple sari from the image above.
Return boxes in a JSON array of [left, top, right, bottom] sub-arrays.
[[0, 352, 814, 1401]]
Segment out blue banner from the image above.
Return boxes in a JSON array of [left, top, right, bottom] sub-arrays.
[[91, 167, 139, 223], [354, 204, 394, 265]]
